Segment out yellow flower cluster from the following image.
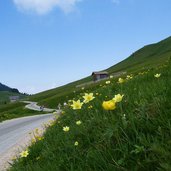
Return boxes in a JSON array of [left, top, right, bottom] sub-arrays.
[[102, 94, 124, 111], [105, 81, 111, 85], [70, 93, 95, 110], [118, 78, 124, 84], [37, 68, 164, 150], [126, 75, 133, 80]]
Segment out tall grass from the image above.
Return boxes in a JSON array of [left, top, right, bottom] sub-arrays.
[[10, 60, 171, 171]]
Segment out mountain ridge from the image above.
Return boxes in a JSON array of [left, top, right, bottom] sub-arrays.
[[0, 83, 19, 93]]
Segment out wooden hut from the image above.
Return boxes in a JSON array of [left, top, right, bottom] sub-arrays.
[[9, 96, 19, 102], [92, 71, 109, 81]]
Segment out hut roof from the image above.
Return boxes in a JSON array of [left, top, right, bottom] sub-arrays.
[[92, 71, 108, 75]]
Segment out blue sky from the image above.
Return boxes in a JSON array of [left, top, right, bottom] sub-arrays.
[[0, 0, 171, 94]]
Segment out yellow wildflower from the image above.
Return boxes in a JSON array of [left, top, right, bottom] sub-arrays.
[[102, 100, 116, 110], [74, 141, 79, 146], [113, 94, 124, 103], [126, 75, 133, 80], [37, 136, 44, 141], [105, 80, 111, 84], [76, 120, 82, 125], [20, 150, 29, 158], [88, 105, 93, 109], [36, 156, 40, 160], [71, 100, 83, 110], [110, 75, 114, 79], [61, 111, 65, 115], [83, 93, 95, 103], [118, 78, 124, 84], [53, 111, 58, 115], [154, 73, 161, 78], [63, 126, 70, 132], [31, 138, 36, 144]]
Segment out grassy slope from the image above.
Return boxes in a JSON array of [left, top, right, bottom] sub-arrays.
[[28, 76, 92, 108], [11, 60, 171, 171], [0, 91, 25, 104], [29, 36, 171, 108], [107, 36, 171, 73]]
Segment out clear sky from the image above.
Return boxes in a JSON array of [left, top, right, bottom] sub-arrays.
[[0, 0, 171, 94]]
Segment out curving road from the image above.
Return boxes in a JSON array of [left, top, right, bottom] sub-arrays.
[[23, 101, 55, 112], [0, 101, 60, 171]]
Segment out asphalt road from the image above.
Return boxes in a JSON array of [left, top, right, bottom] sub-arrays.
[[23, 101, 55, 112], [0, 114, 55, 170]]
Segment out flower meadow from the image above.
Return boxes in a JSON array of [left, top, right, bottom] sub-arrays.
[[10, 60, 171, 171]]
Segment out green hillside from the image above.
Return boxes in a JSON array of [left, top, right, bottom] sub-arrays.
[[29, 36, 171, 108], [11, 56, 171, 171], [0, 91, 21, 105], [0, 83, 23, 104], [107, 36, 171, 73]]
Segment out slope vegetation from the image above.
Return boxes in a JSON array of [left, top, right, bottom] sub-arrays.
[[11, 59, 171, 171], [29, 36, 171, 108], [107, 36, 171, 73], [0, 83, 21, 104]]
